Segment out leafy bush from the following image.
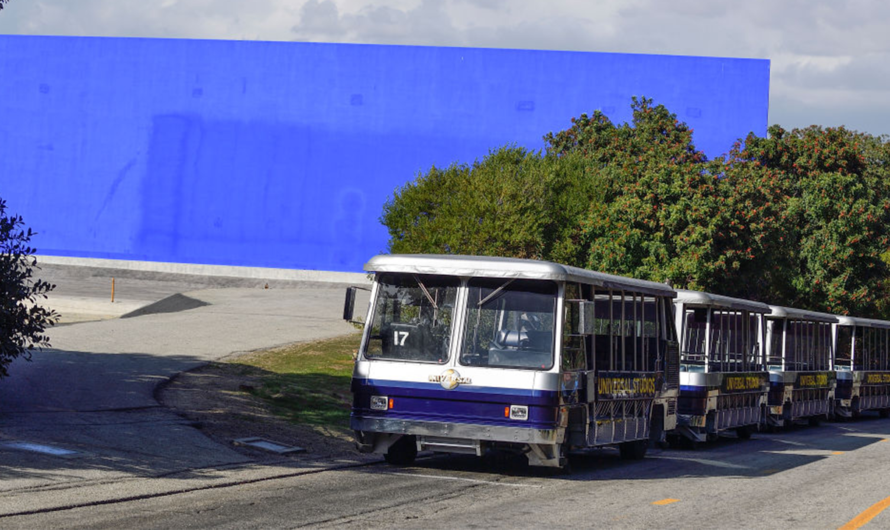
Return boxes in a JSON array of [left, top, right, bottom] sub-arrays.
[[0, 198, 58, 378], [381, 146, 601, 262]]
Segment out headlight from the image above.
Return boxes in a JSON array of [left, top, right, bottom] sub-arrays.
[[370, 395, 389, 411], [509, 405, 528, 421]]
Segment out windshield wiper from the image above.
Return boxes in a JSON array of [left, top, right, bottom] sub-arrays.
[[413, 275, 439, 310], [477, 279, 514, 307]]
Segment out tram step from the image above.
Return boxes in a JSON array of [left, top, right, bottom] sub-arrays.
[[417, 436, 483, 456]]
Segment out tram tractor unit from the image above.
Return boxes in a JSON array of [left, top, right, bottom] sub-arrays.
[[764, 306, 837, 428], [673, 290, 771, 445], [833, 316, 890, 418], [344, 254, 680, 469], [344, 254, 890, 470]]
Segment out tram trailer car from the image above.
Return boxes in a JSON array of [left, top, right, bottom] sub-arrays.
[[764, 306, 837, 428], [833, 316, 890, 418], [344, 254, 681, 469], [673, 290, 771, 444]]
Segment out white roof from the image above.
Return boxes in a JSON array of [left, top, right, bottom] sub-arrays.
[[767, 305, 839, 323], [835, 315, 890, 329], [674, 289, 771, 313], [364, 254, 676, 297]]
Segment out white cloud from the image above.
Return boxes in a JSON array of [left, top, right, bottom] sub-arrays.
[[1, 0, 889, 135]]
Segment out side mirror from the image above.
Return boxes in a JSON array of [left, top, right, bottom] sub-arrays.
[[343, 286, 357, 321], [343, 286, 370, 326]]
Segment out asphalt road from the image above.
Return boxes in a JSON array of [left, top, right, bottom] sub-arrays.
[[2, 266, 890, 529], [5, 417, 890, 529]]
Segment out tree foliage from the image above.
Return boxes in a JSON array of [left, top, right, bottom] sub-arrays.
[[728, 126, 890, 316], [381, 146, 600, 263], [547, 99, 890, 316], [0, 198, 58, 378], [381, 97, 890, 318], [546, 98, 741, 290]]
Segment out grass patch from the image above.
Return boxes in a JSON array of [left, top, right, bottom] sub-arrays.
[[229, 333, 362, 431]]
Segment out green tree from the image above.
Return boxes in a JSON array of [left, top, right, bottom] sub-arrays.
[[0, 0, 10, 11], [0, 198, 58, 378], [730, 126, 890, 316], [381, 146, 600, 262], [382, 96, 890, 319], [547, 97, 761, 291]]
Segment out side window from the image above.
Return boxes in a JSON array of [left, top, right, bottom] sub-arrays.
[[593, 290, 615, 372], [836, 325, 853, 368], [880, 329, 888, 370], [590, 290, 653, 372], [642, 297, 658, 372], [682, 308, 707, 365], [562, 283, 587, 372], [749, 314, 762, 370], [766, 319, 784, 368]]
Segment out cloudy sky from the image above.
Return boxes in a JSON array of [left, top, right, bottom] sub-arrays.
[[1, 0, 888, 137]]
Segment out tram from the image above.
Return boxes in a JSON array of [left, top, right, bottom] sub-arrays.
[[833, 316, 890, 418], [673, 290, 770, 444], [344, 254, 680, 468], [764, 306, 837, 427]]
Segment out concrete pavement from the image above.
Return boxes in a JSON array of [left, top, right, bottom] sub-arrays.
[[0, 265, 372, 516]]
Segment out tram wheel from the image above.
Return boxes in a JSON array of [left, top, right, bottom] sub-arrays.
[[735, 426, 753, 440], [880, 409, 890, 419], [619, 440, 648, 460], [384, 435, 417, 466]]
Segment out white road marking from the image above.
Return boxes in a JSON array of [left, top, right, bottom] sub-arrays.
[[376, 471, 541, 488], [0, 441, 80, 456], [649, 455, 750, 470], [773, 438, 808, 447]]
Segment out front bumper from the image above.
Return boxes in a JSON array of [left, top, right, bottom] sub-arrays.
[[352, 416, 561, 446]]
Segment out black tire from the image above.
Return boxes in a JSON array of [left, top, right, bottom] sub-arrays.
[[736, 425, 753, 440], [619, 439, 648, 460], [384, 435, 417, 466], [880, 409, 890, 419], [808, 416, 822, 427]]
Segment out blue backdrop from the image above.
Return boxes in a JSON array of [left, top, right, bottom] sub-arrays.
[[0, 35, 769, 272]]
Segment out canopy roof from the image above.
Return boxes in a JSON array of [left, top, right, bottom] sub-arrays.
[[674, 289, 771, 313], [364, 254, 676, 297]]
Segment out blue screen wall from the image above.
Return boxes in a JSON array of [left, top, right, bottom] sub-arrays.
[[0, 35, 770, 272]]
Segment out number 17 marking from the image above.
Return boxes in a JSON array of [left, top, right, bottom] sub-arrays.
[[394, 331, 409, 346]]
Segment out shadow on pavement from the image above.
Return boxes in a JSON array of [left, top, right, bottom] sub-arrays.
[[0, 348, 254, 486]]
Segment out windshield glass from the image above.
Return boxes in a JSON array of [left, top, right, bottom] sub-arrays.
[[364, 273, 459, 363], [460, 278, 557, 370]]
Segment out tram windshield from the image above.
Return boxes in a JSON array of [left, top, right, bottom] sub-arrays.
[[460, 279, 557, 370], [364, 273, 459, 363]]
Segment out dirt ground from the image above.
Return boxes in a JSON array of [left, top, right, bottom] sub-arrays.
[[157, 361, 376, 463]]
